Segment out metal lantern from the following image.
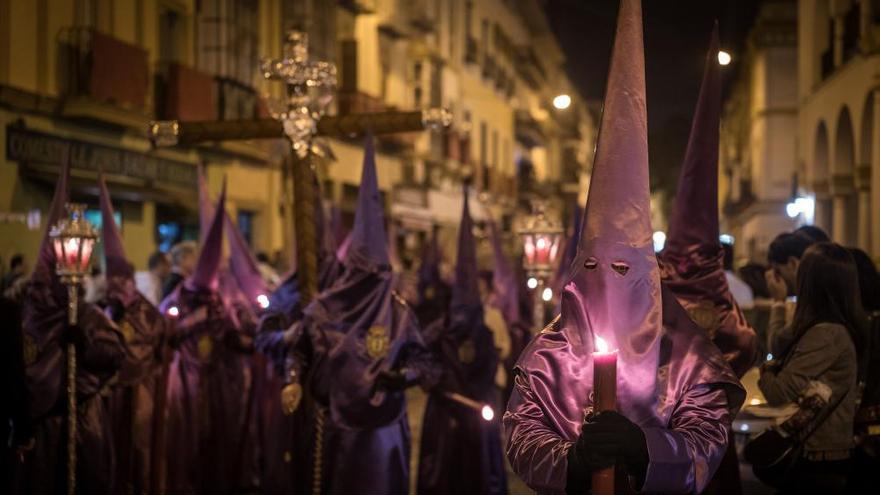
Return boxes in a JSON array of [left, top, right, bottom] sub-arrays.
[[48, 202, 98, 495], [50, 203, 98, 295], [518, 200, 563, 279]]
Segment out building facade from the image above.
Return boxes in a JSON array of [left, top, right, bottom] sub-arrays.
[[0, 0, 593, 275], [798, 0, 880, 257], [720, 1, 800, 264]]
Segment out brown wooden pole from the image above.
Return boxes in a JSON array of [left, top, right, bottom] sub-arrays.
[[292, 153, 318, 303]]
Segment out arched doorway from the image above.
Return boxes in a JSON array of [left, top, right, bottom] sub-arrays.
[[833, 106, 857, 246]]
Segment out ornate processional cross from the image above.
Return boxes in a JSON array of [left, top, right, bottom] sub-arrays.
[[149, 30, 451, 302]]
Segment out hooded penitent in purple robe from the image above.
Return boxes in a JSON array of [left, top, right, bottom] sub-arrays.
[[253, 179, 344, 495], [414, 229, 451, 329], [418, 188, 507, 495], [657, 25, 757, 379], [98, 176, 169, 495], [281, 135, 437, 495], [503, 2, 744, 494], [487, 214, 520, 326], [159, 183, 254, 494], [18, 158, 125, 495]]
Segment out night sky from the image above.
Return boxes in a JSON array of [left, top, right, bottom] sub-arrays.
[[544, 0, 761, 211]]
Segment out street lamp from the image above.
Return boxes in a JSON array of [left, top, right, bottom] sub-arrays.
[[518, 200, 562, 331], [553, 94, 571, 110], [717, 50, 732, 66], [49, 203, 98, 495]]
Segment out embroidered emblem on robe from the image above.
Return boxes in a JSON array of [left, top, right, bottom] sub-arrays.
[[197, 335, 213, 361], [365, 325, 390, 360], [687, 301, 719, 338], [22, 334, 38, 366], [458, 338, 476, 364]]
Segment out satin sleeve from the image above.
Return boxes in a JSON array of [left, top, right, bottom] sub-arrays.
[[503, 371, 571, 494], [641, 384, 731, 494]]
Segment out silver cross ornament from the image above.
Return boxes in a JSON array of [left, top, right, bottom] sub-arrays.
[[261, 31, 338, 158]]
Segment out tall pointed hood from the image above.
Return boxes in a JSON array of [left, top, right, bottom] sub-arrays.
[[562, 0, 661, 380], [658, 25, 757, 376], [451, 186, 481, 322], [487, 212, 520, 323], [190, 178, 226, 291], [345, 134, 389, 268], [33, 150, 72, 283], [98, 175, 132, 280], [99, 176, 139, 308], [664, 24, 721, 256], [224, 211, 268, 305], [197, 163, 213, 244]]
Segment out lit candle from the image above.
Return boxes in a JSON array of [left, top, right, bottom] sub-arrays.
[[592, 335, 617, 495]]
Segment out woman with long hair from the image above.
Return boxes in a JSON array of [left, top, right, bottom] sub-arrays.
[[758, 242, 866, 493]]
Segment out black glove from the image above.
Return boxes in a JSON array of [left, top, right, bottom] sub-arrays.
[[374, 370, 409, 392], [106, 300, 125, 323], [577, 411, 649, 484], [61, 323, 87, 349]]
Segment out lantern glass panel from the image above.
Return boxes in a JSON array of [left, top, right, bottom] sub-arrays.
[[79, 238, 95, 271]]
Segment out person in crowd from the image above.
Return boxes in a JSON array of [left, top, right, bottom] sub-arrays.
[[758, 242, 865, 494], [83, 265, 105, 304], [794, 224, 830, 243], [766, 232, 816, 298], [161, 241, 196, 299], [97, 177, 169, 495], [134, 252, 170, 307], [159, 184, 254, 494], [849, 247, 880, 491], [2, 254, 25, 292], [256, 251, 281, 291], [17, 157, 125, 494], [419, 187, 507, 495], [504, 3, 744, 493], [277, 136, 437, 495]]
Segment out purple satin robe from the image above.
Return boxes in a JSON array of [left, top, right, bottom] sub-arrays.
[[104, 285, 168, 495], [284, 269, 437, 495], [19, 281, 125, 495], [504, 287, 745, 494], [159, 285, 253, 494], [418, 314, 507, 495]]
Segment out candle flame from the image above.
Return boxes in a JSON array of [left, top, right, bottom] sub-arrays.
[[256, 294, 270, 309], [481, 405, 495, 421], [595, 336, 609, 353]]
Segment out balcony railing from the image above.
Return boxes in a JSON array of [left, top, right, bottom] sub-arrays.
[[58, 28, 149, 111], [337, 90, 386, 116], [155, 62, 216, 121], [216, 77, 258, 121]]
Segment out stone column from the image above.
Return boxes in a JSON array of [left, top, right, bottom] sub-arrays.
[[830, 174, 854, 244], [856, 164, 872, 251], [813, 179, 832, 238]]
